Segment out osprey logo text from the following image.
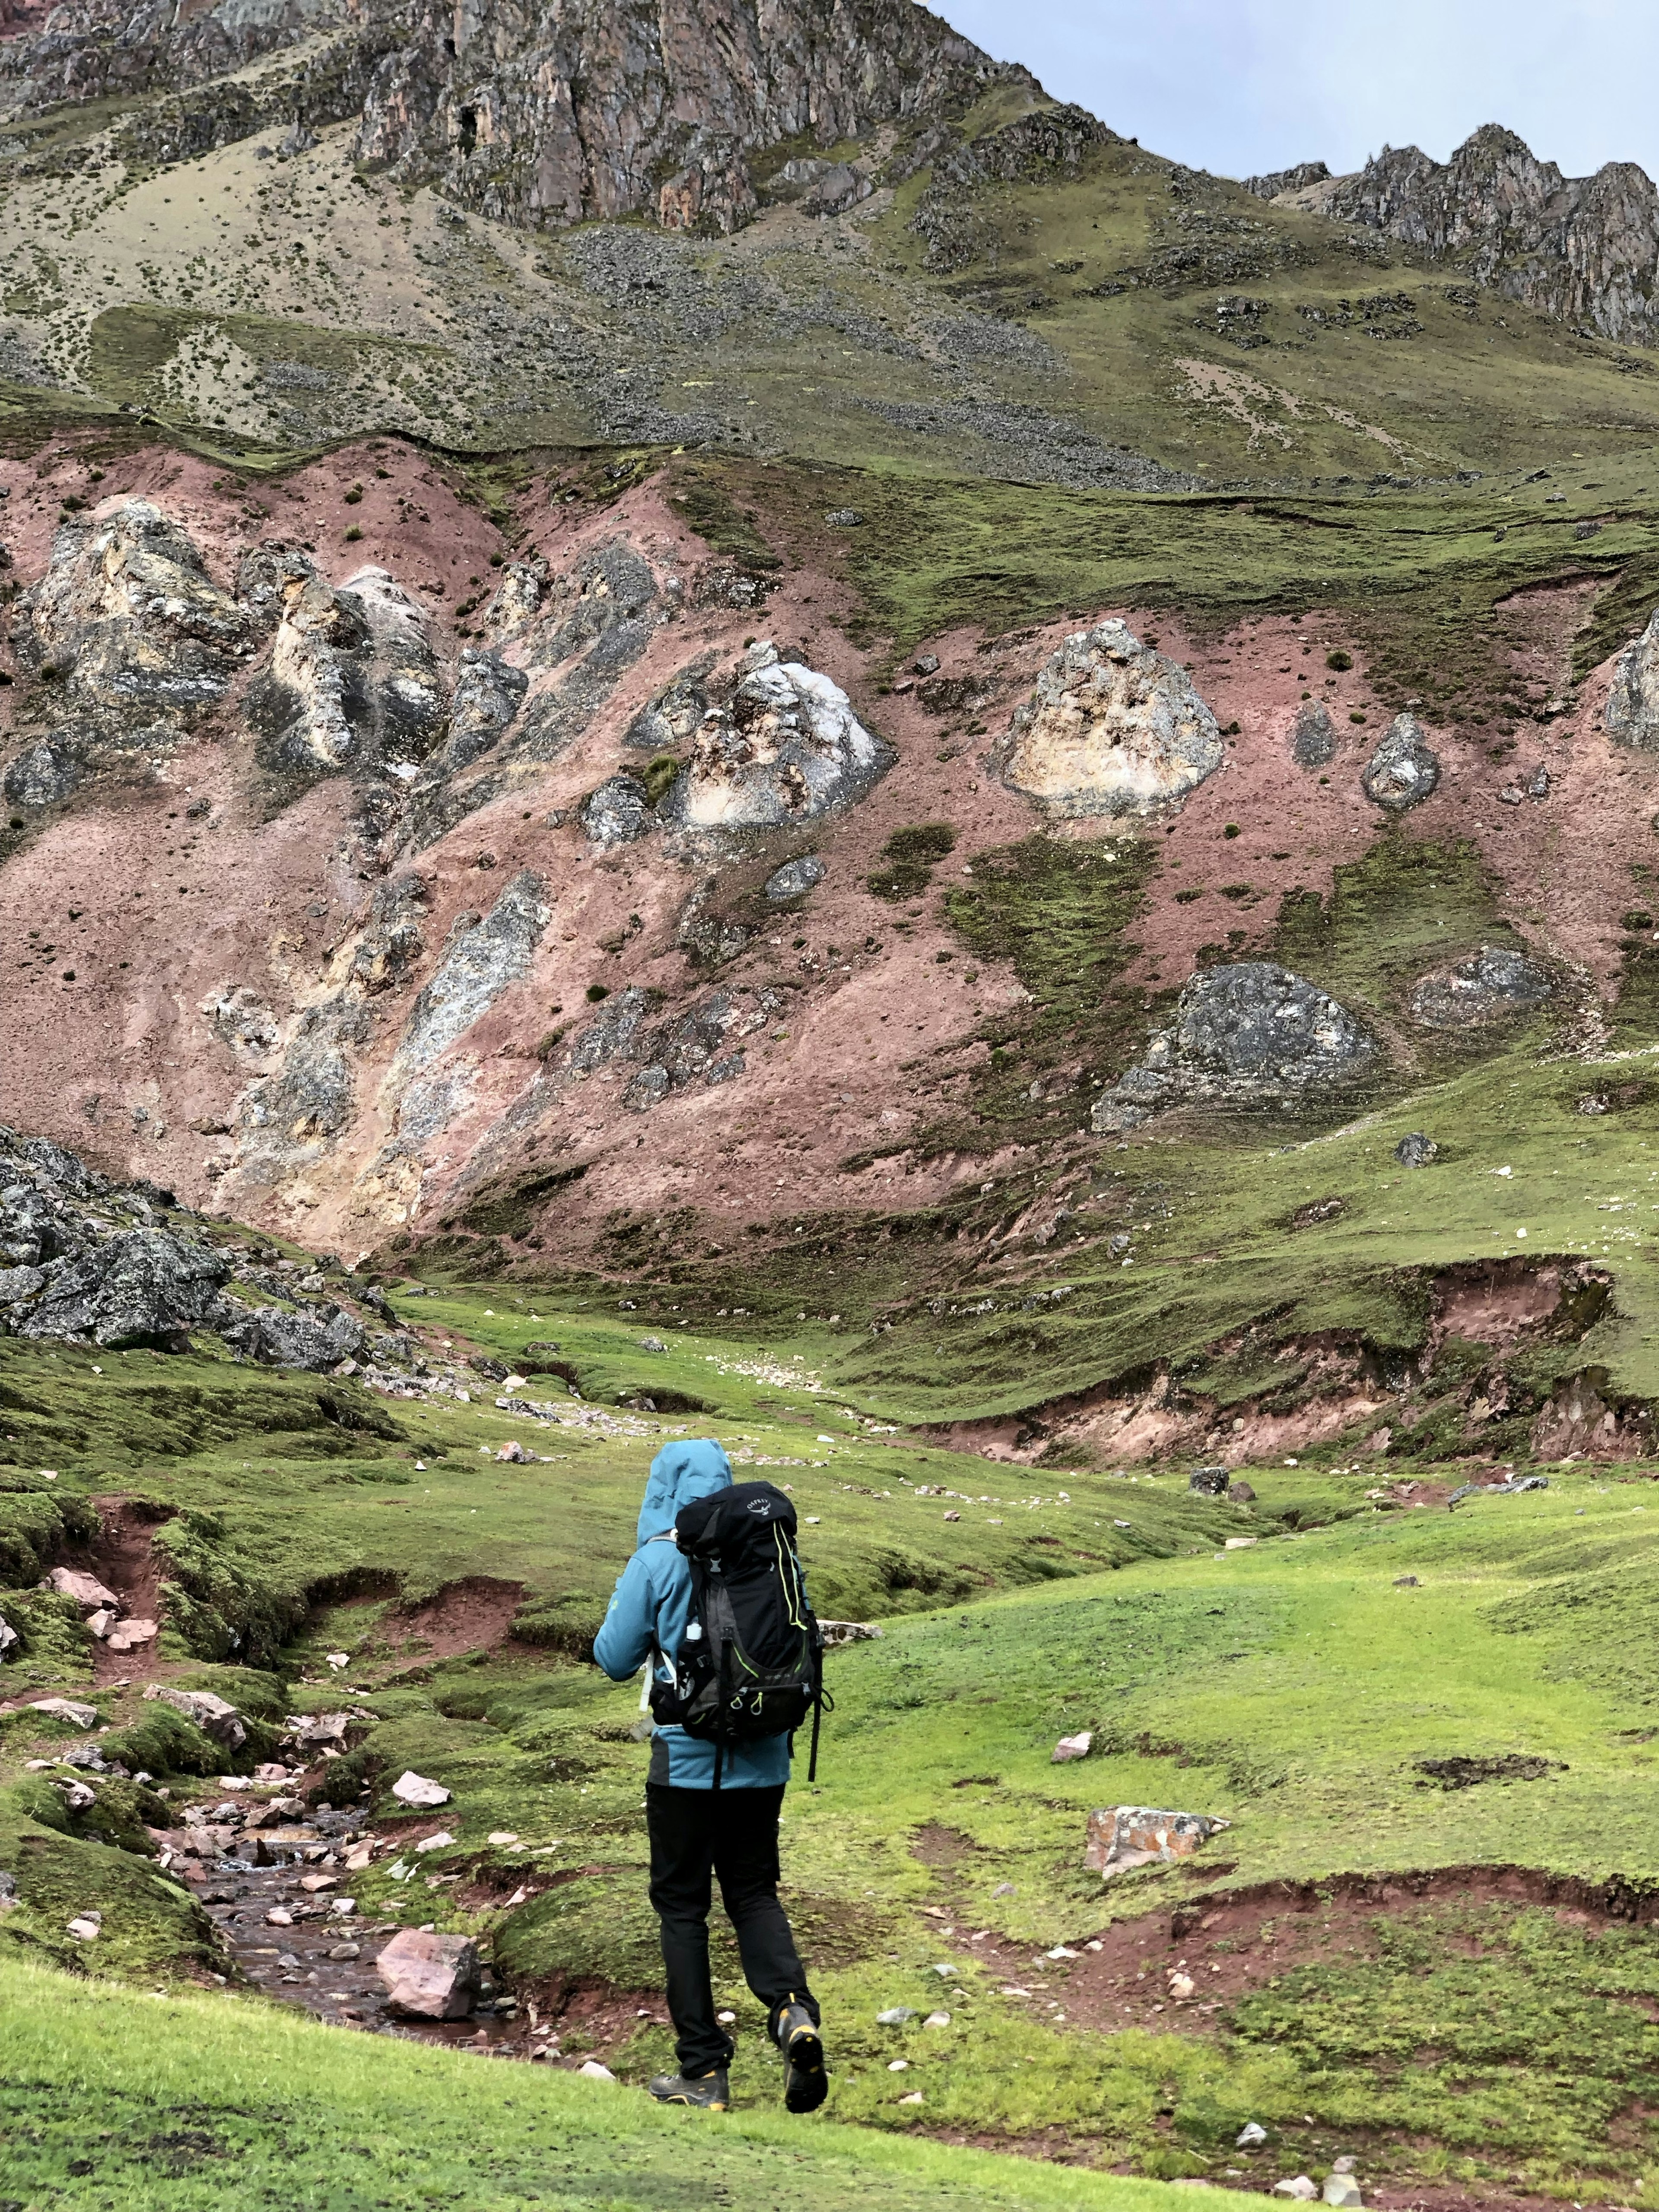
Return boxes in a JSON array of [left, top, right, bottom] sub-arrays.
[[746, 1497, 775, 1516]]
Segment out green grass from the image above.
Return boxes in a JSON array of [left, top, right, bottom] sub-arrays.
[[0, 1953, 1261, 2212], [9, 1275, 1659, 2192]]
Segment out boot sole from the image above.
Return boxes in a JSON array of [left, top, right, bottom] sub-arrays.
[[649, 2091, 730, 2110], [783, 2024, 828, 2113]]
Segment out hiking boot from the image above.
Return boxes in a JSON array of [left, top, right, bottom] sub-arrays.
[[648, 2066, 729, 2110], [775, 1999, 828, 2113]]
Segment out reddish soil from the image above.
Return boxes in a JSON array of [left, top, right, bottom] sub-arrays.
[[909, 1856, 1653, 2203], [371, 1576, 527, 1663], [3, 433, 1659, 1278]]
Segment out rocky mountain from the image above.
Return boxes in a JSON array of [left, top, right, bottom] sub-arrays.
[[0, 0, 1009, 233], [1277, 124, 1659, 347]]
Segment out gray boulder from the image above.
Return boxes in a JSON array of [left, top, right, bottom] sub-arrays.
[[1290, 700, 1335, 767], [19, 500, 251, 718], [1093, 963, 1374, 1131], [435, 650, 528, 776], [16, 1227, 230, 1349], [143, 1684, 246, 1749], [1606, 608, 1659, 750], [625, 670, 710, 752], [1395, 1132, 1439, 1168], [2, 740, 80, 809], [0, 1175, 76, 1266], [1189, 1465, 1230, 1495], [658, 645, 890, 831], [580, 774, 654, 849], [221, 1302, 366, 1370], [1409, 945, 1554, 1029], [999, 621, 1223, 818], [765, 854, 826, 902], [1361, 715, 1440, 811]]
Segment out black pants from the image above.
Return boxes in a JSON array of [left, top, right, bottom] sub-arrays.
[[645, 1782, 819, 2076]]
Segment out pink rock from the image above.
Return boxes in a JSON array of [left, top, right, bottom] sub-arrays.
[[85, 1608, 116, 1640], [1052, 1731, 1093, 1763], [48, 1568, 121, 1614], [107, 1618, 157, 1653], [1085, 1805, 1232, 1878], [375, 1929, 481, 2020]]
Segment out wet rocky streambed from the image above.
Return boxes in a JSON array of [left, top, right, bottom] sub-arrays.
[[167, 1772, 621, 2070]]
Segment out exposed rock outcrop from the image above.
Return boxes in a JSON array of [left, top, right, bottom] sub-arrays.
[[248, 560, 447, 789], [998, 621, 1223, 819], [348, 0, 1004, 235], [1290, 699, 1335, 768], [1243, 160, 1331, 201], [221, 1301, 367, 1370], [658, 645, 890, 832], [0, 1130, 235, 1348], [1360, 714, 1440, 811], [580, 774, 654, 849], [1409, 945, 1555, 1028], [4, 500, 252, 804], [1605, 609, 1659, 749], [1092, 963, 1374, 1131], [1313, 124, 1659, 346]]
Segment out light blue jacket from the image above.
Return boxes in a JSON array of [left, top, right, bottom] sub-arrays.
[[593, 1438, 791, 1789]]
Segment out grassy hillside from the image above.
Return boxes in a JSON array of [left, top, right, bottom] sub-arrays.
[[5, 1315, 1659, 2195], [0, 1953, 1254, 2212]]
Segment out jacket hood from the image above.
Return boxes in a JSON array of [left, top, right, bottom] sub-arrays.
[[636, 1437, 733, 1546]]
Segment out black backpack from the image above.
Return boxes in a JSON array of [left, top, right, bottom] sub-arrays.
[[648, 1481, 830, 1784]]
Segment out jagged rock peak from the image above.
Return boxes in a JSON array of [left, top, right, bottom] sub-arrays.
[[352, 0, 1021, 234], [1316, 123, 1659, 346], [1243, 159, 1330, 201]]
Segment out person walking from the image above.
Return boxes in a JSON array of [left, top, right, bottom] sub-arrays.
[[594, 1436, 828, 2113]]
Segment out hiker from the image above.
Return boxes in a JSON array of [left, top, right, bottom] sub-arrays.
[[594, 1436, 828, 2113]]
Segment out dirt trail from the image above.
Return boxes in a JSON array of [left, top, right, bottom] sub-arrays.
[[87, 1497, 170, 1685]]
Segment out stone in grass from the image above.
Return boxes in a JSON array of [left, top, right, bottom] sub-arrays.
[[1085, 1806, 1232, 1879], [578, 2059, 618, 2082], [876, 2006, 917, 2026], [922, 2011, 952, 2028], [0, 1871, 16, 1907], [144, 1685, 246, 1750], [1323, 2180, 1362, 2209], [1395, 1132, 1438, 1168], [1052, 1731, 1093, 1763], [392, 1770, 451, 1808], [1236, 2122, 1268, 2148], [29, 1698, 99, 1729], [376, 1928, 481, 2020], [1274, 2181, 1318, 2202], [66, 1911, 102, 1940], [1189, 1465, 1230, 1496], [413, 1831, 454, 1854], [898, 2090, 925, 2105]]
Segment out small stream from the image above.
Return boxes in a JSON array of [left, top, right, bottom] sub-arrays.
[[184, 1801, 553, 2061]]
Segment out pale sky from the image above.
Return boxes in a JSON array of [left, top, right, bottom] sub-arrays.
[[934, 0, 1659, 187]]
